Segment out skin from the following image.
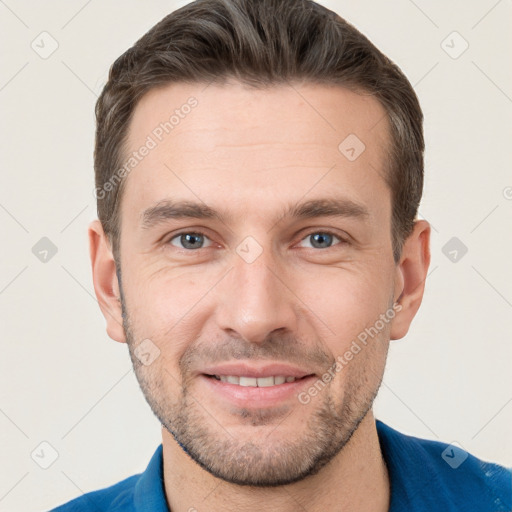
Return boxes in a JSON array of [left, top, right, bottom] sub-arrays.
[[89, 80, 430, 512]]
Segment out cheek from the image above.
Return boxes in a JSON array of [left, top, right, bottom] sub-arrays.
[[126, 264, 206, 323], [297, 266, 391, 339], [125, 270, 215, 363]]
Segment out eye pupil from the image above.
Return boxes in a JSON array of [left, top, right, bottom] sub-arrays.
[[310, 233, 333, 249], [173, 232, 339, 251], [181, 233, 203, 249]]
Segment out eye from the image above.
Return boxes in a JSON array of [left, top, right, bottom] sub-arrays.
[[298, 231, 345, 249], [168, 232, 213, 250]]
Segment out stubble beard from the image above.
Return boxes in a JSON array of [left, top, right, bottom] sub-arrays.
[[125, 337, 382, 486], [118, 281, 385, 487]]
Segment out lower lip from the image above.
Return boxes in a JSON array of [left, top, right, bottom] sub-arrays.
[[199, 374, 317, 408]]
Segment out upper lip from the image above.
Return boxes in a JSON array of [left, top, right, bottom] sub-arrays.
[[201, 362, 315, 379]]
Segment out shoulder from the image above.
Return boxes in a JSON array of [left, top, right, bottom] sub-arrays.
[[48, 445, 166, 512], [49, 474, 139, 511], [415, 432, 511, 507], [376, 420, 512, 511]]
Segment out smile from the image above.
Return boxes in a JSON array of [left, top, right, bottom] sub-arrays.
[[209, 375, 299, 386]]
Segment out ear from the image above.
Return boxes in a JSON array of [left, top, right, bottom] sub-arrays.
[[88, 219, 126, 343], [390, 219, 431, 340]]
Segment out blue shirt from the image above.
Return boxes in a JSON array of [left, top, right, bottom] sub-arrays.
[[49, 419, 512, 511]]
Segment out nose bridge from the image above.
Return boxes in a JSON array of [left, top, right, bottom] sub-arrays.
[[216, 242, 297, 343]]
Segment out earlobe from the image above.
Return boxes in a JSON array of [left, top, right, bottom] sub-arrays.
[[88, 219, 126, 343], [390, 220, 431, 340]]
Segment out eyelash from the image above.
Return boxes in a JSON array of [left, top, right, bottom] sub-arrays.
[[165, 230, 348, 251]]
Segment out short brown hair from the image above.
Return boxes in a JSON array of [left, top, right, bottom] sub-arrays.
[[94, 0, 424, 264]]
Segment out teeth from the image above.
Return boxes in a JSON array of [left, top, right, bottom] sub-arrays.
[[239, 376, 258, 387], [213, 375, 296, 387], [257, 376, 275, 387]]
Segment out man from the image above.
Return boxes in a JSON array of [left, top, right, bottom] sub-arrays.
[[51, 0, 512, 510]]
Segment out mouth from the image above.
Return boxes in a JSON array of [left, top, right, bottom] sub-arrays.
[[204, 374, 309, 387], [198, 364, 318, 409]]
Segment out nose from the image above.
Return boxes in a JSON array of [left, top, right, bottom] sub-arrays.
[[215, 248, 299, 344]]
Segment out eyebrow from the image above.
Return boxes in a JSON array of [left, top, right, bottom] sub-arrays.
[[140, 197, 370, 230]]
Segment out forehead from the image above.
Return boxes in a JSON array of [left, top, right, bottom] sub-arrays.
[[121, 81, 391, 229]]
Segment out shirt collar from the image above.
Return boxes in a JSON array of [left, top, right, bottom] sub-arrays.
[[132, 423, 415, 512], [134, 420, 510, 512], [133, 444, 170, 512], [376, 419, 446, 510]]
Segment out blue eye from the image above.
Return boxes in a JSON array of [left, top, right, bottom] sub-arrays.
[[169, 232, 212, 250], [167, 230, 345, 251], [299, 232, 343, 249]]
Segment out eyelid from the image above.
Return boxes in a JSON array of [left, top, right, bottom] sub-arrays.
[[295, 229, 348, 249], [165, 228, 349, 251], [167, 230, 214, 250]]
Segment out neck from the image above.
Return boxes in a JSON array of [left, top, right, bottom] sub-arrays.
[[161, 410, 390, 512]]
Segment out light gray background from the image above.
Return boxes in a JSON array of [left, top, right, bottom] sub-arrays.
[[1, 1, 511, 510]]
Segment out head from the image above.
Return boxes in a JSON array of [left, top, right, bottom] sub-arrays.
[[89, 0, 430, 487]]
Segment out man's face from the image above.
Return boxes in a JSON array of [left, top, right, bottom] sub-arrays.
[[116, 81, 401, 486]]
